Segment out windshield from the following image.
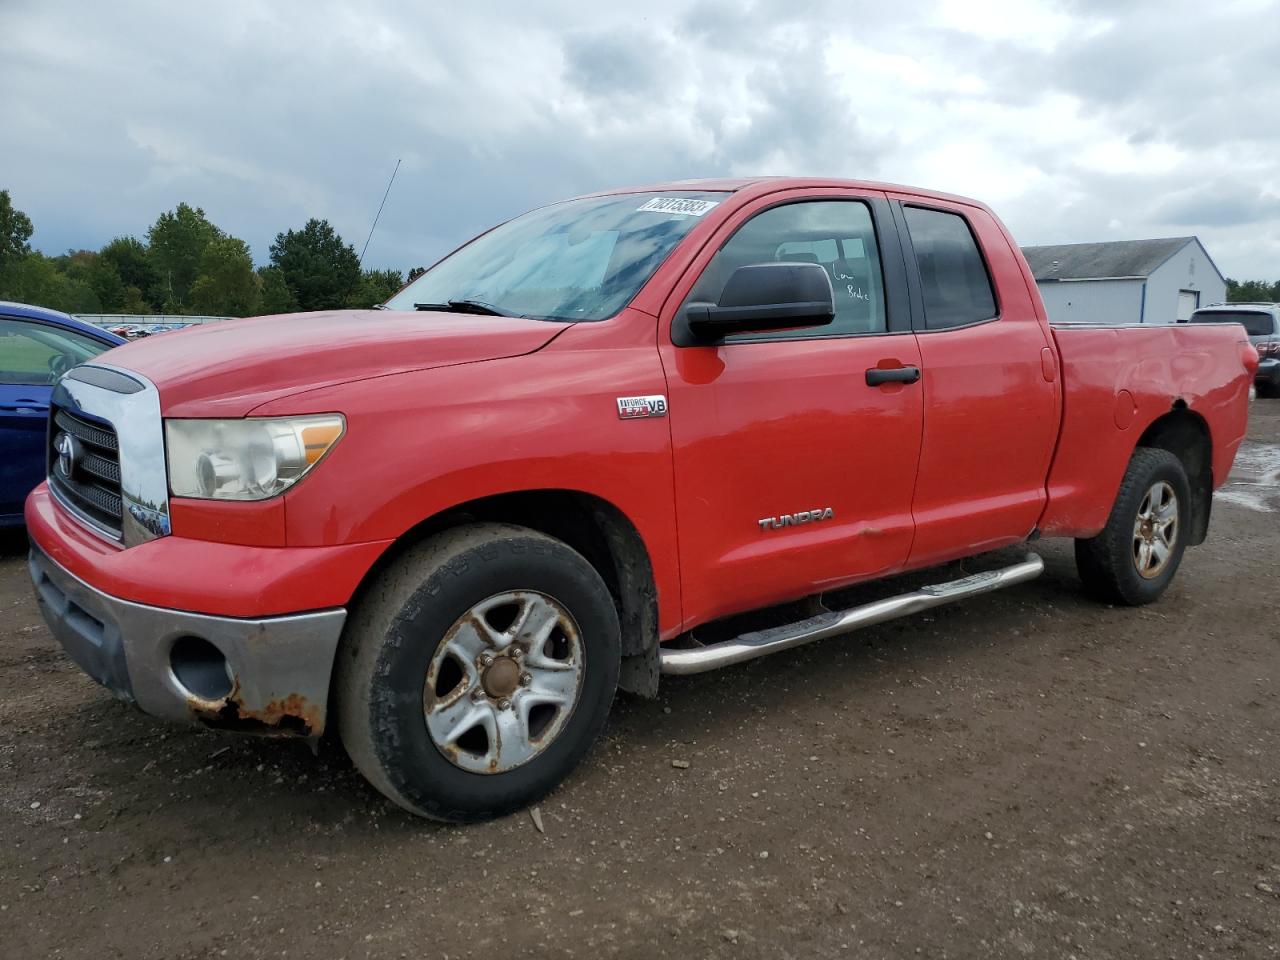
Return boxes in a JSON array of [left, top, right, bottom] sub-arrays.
[[1188, 310, 1275, 337], [384, 192, 726, 321]]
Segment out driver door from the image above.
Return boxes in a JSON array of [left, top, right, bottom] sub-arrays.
[[658, 189, 924, 628], [0, 316, 110, 521]]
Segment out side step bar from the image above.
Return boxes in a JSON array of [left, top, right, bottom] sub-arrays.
[[659, 553, 1045, 676]]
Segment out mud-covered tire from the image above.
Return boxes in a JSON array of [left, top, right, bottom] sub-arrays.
[[335, 523, 620, 822], [1074, 447, 1191, 606]]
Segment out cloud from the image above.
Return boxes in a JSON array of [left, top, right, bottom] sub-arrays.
[[563, 30, 673, 98], [2, 0, 1278, 279], [1154, 180, 1280, 228]]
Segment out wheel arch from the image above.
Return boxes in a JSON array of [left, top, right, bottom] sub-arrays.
[[343, 489, 662, 697], [1135, 402, 1213, 545]]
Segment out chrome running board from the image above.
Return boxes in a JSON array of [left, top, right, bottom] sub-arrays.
[[659, 553, 1045, 676]]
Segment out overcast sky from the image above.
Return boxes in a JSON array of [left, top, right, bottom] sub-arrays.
[[4, 0, 1279, 279]]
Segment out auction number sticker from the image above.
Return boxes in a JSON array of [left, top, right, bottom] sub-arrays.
[[636, 197, 720, 216]]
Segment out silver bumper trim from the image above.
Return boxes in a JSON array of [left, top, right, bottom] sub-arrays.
[[29, 544, 347, 737]]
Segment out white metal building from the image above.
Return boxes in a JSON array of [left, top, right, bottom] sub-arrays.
[[1020, 237, 1226, 325]]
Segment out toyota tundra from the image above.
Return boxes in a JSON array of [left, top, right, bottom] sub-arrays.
[[26, 178, 1258, 821]]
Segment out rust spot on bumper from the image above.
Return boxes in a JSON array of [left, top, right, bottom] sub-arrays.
[[187, 683, 321, 738]]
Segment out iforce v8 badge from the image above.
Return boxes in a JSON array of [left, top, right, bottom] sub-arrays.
[[616, 395, 668, 420]]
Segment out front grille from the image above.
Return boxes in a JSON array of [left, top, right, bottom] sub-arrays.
[[49, 406, 124, 538], [54, 409, 118, 451]]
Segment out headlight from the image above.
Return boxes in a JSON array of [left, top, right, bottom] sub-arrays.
[[165, 415, 345, 501]]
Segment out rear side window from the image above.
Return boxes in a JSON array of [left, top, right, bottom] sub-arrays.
[[1188, 310, 1275, 337], [903, 206, 997, 330]]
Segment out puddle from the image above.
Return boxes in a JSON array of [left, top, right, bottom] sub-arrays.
[[1214, 486, 1276, 513], [1215, 441, 1280, 513]]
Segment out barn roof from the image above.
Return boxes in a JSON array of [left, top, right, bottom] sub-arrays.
[[1020, 237, 1200, 281]]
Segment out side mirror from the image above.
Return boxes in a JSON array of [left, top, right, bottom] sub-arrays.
[[678, 262, 835, 344]]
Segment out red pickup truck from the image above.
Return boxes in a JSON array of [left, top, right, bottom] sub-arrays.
[[26, 178, 1257, 821]]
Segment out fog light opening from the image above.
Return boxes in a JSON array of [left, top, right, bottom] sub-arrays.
[[170, 636, 234, 701]]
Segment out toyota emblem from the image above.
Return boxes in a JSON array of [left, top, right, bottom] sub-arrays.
[[54, 432, 78, 479]]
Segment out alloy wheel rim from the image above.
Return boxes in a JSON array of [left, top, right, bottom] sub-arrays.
[[423, 591, 585, 774], [1132, 481, 1179, 580]]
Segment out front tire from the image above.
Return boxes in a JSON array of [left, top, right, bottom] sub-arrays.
[[335, 524, 620, 822], [1074, 447, 1190, 606]]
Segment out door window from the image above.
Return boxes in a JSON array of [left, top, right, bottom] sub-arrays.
[[687, 200, 888, 338], [902, 206, 998, 330], [0, 318, 111, 385]]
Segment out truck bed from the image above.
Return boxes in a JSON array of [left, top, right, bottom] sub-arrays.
[[1038, 322, 1254, 539]]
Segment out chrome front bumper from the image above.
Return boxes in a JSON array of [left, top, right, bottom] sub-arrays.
[[29, 545, 347, 737]]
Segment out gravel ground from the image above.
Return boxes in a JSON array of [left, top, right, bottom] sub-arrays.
[[1, 402, 1277, 960]]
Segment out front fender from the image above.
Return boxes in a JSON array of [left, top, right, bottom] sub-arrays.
[[260, 319, 682, 634]]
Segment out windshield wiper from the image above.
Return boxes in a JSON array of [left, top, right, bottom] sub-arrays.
[[414, 299, 520, 317]]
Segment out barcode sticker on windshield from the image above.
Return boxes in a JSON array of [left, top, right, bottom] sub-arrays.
[[636, 197, 720, 217]]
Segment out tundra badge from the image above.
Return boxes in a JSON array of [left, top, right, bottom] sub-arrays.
[[758, 508, 835, 531], [617, 395, 668, 420]]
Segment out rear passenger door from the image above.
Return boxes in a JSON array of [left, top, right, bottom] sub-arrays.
[[890, 197, 1060, 567]]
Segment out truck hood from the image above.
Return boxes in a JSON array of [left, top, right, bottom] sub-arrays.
[[102, 310, 568, 417]]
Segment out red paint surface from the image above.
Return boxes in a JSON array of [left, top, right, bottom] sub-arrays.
[[169, 497, 287, 547], [26, 178, 1255, 636], [26, 486, 389, 617], [1037, 324, 1251, 538]]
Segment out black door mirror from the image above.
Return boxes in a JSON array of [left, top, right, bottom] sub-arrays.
[[677, 262, 836, 344]]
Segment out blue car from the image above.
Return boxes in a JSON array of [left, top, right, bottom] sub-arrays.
[[0, 301, 126, 526]]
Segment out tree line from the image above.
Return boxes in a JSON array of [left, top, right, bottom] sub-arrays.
[[0, 189, 417, 317], [1225, 278, 1280, 303]]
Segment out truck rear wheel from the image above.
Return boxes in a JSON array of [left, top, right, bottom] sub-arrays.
[[335, 523, 620, 822], [1074, 447, 1191, 606]]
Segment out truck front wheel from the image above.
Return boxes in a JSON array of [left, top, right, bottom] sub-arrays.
[[1074, 447, 1191, 606], [335, 523, 621, 822]]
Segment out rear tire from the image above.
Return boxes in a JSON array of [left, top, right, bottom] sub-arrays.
[[1074, 447, 1190, 606], [1257, 380, 1280, 399], [335, 523, 620, 822]]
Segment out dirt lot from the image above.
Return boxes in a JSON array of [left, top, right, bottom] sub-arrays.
[[2, 403, 1278, 960]]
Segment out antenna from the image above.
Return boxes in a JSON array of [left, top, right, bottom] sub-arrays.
[[358, 158, 401, 268]]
